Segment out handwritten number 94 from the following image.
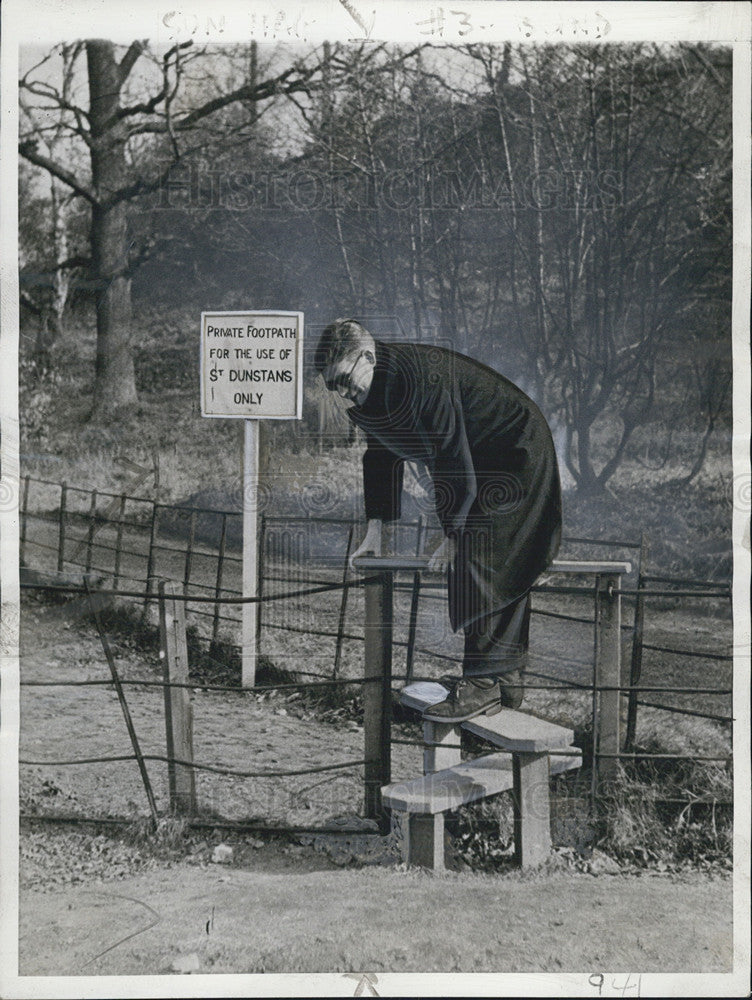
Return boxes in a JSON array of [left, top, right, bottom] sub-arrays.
[[589, 974, 642, 996]]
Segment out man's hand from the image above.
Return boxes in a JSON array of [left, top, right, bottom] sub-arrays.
[[427, 534, 457, 574], [349, 519, 383, 569]]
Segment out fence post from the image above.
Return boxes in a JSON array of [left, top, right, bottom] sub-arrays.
[[85, 488, 98, 574], [625, 533, 649, 751], [333, 524, 355, 680], [256, 513, 267, 654], [113, 493, 127, 588], [212, 512, 228, 648], [158, 580, 197, 815], [405, 515, 426, 684], [86, 581, 159, 830], [594, 572, 622, 787], [57, 482, 68, 572], [183, 509, 196, 615], [363, 570, 393, 825], [20, 474, 30, 564], [144, 502, 160, 614]]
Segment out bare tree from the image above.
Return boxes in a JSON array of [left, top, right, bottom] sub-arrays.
[[466, 43, 731, 492], [19, 43, 87, 362], [19, 39, 342, 418]]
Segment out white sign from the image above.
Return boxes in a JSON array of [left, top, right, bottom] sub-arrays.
[[200, 310, 303, 419]]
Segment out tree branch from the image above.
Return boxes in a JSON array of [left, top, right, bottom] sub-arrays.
[[19, 80, 91, 125], [18, 141, 97, 204], [127, 62, 320, 137], [118, 40, 146, 84], [105, 134, 219, 206], [19, 93, 92, 152], [117, 41, 192, 120]]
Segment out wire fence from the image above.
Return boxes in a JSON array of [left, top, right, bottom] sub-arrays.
[[18, 475, 734, 832]]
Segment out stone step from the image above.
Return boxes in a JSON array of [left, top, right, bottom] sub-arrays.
[[400, 681, 575, 753], [382, 749, 581, 815]]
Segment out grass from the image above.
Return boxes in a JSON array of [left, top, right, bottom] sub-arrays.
[[20, 858, 735, 975], [443, 749, 732, 875], [597, 761, 733, 870]]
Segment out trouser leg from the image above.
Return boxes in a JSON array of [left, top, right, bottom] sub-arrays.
[[462, 591, 531, 708]]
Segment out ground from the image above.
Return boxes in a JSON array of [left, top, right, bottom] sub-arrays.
[[14, 582, 736, 978], [18, 855, 732, 975]]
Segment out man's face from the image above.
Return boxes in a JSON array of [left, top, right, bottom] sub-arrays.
[[321, 349, 375, 405]]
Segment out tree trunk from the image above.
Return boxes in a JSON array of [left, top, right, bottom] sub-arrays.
[[90, 201, 136, 415], [87, 40, 138, 419], [49, 178, 70, 338], [575, 419, 602, 494]]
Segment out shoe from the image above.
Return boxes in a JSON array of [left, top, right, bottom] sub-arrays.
[[422, 676, 503, 723]]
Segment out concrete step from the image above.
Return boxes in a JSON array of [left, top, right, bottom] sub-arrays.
[[400, 681, 575, 752], [382, 749, 581, 815]]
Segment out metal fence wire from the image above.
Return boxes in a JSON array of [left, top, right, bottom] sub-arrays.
[[18, 475, 733, 830]]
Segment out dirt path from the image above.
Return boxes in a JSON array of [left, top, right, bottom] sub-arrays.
[[19, 598, 429, 824], [18, 858, 732, 975]]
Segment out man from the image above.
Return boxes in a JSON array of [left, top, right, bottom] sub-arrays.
[[315, 318, 562, 723]]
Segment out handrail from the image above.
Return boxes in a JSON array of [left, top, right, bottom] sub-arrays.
[[352, 556, 632, 575]]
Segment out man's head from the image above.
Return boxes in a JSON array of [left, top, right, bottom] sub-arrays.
[[314, 318, 376, 405]]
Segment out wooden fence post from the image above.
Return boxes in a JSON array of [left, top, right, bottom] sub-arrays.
[[183, 509, 196, 583], [405, 515, 426, 684], [363, 570, 393, 824], [57, 482, 67, 572], [85, 489, 98, 574], [333, 524, 354, 680], [113, 493, 127, 588], [144, 503, 160, 613], [212, 513, 228, 648], [158, 581, 196, 815], [183, 509, 196, 615], [625, 533, 649, 751], [594, 572, 623, 787]]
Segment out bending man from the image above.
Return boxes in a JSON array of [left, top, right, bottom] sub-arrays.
[[315, 319, 562, 723]]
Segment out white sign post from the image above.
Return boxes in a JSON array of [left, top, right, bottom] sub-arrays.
[[200, 310, 304, 687]]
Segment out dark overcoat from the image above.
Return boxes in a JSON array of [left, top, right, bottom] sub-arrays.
[[347, 341, 562, 630]]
